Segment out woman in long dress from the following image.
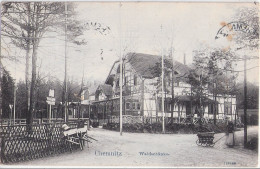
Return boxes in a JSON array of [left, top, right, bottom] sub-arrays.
[[226, 121, 234, 147]]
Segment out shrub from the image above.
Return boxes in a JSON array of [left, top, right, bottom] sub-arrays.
[[247, 137, 258, 151]]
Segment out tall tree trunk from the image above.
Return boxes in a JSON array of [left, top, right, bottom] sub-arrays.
[[28, 9, 40, 126], [0, 51, 2, 120], [25, 45, 30, 114], [25, 2, 31, 117], [0, 27, 2, 120], [28, 3, 40, 128], [28, 42, 38, 127]]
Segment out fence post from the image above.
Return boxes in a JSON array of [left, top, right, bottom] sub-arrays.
[[1, 137, 5, 163], [87, 118, 90, 130]]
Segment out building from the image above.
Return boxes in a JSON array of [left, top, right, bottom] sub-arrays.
[[86, 53, 237, 124]]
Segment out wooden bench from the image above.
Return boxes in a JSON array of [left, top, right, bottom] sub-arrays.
[[63, 126, 97, 150]]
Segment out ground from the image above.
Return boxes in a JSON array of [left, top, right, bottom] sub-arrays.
[[6, 126, 259, 167]]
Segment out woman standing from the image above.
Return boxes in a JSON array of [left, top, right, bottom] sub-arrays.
[[226, 121, 234, 147]]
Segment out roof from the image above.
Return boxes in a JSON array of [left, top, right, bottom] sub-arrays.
[[97, 84, 113, 96], [126, 52, 190, 79], [105, 60, 119, 85]]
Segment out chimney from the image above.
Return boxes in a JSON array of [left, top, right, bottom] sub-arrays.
[[183, 53, 186, 65]]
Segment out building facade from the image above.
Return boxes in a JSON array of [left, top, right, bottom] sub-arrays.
[[85, 53, 237, 124]]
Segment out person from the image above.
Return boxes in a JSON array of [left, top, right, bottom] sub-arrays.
[[226, 121, 234, 147]]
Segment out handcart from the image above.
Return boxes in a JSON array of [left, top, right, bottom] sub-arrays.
[[196, 132, 215, 147]]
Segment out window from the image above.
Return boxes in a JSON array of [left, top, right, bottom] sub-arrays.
[[224, 102, 232, 115], [165, 100, 171, 112], [168, 77, 171, 86], [126, 102, 130, 110], [158, 100, 162, 111], [132, 103, 136, 110], [208, 103, 219, 115], [116, 79, 119, 87], [174, 81, 179, 87], [125, 76, 128, 85], [137, 103, 140, 110], [208, 104, 213, 114], [194, 106, 199, 114], [134, 75, 137, 86]]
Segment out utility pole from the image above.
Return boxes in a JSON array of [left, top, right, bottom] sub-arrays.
[[161, 25, 165, 134], [199, 70, 203, 127], [119, 2, 123, 136], [171, 44, 174, 124], [64, 2, 68, 123], [243, 56, 247, 148]]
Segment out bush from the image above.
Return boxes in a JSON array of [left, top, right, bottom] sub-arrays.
[[246, 137, 258, 150], [103, 122, 228, 134]]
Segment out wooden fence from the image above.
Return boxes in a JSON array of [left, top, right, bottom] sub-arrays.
[[0, 118, 89, 127], [0, 122, 86, 164], [106, 115, 230, 125]]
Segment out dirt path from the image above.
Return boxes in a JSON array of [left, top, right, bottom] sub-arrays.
[[8, 126, 258, 167]]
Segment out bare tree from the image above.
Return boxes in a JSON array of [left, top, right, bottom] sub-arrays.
[[1, 2, 85, 126]]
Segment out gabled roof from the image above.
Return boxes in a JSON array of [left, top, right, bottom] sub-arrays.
[[97, 84, 113, 96], [105, 60, 119, 85], [126, 52, 190, 79]]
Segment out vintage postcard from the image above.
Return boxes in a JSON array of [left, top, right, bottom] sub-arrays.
[[0, 1, 259, 168]]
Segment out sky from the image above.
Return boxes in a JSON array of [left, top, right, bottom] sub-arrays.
[[2, 2, 259, 86]]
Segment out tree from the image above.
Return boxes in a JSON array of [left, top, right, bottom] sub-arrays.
[[1, 2, 86, 126], [232, 6, 259, 51], [189, 48, 238, 124], [15, 81, 27, 119], [236, 82, 259, 109], [1, 69, 14, 119]]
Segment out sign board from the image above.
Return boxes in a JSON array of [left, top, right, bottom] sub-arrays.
[[46, 100, 55, 105], [49, 89, 54, 97], [47, 97, 55, 102], [9, 104, 13, 110], [46, 97, 55, 105]]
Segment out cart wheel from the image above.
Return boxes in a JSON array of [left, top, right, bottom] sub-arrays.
[[196, 139, 200, 146], [209, 143, 215, 147]]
